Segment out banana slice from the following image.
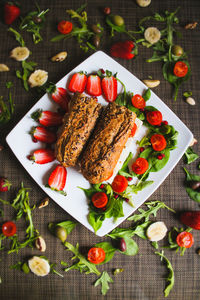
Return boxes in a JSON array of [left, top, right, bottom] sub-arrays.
[[28, 256, 50, 277], [10, 47, 30, 61], [144, 27, 161, 44], [146, 221, 167, 242], [28, 69, 48, 88]]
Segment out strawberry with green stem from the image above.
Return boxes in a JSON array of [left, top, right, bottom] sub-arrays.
[[31, 109, 63, 127], [27, 149, 55, 164], [0, 177, 12, 192], [46, 165, 67, 195], [30, 126, 57, 144], [4, 2, 20, 25]]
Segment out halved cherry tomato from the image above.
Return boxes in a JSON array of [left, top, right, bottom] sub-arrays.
[[112, 175, 128, 193], [176, 231, 194, 248], [92, 192, 108, 208], [150, 134, 167, 151], [146, 110, 162, 126], [130, 123, 137, 137], [88, 247, 106, 264], [131, 94, 146, 109], [132, 157, 149, 175], [173, 61, 188, 78], [57, 21, 73, 34], [2, 221, 17, 237]]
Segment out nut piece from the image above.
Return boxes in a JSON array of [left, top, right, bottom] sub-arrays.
[[186, 97, 195, 106], [136, 0, 151, 7], [38, 197, 49, 209], [185, 22, 198, 29], [51, 51, 67, 62], [143, 79, 160, 88], [35, 236, 46, 252], [0, 64, 9, 72], [189, 138, 197, 147]]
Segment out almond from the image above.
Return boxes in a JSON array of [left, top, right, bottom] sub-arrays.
[[35, 236, 46, 252]]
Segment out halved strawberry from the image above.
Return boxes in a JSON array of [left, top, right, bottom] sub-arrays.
[[31, 109, 63, 127], [86, 75, 102, 96], [4, 3, 20, 25], [51, 87, 70, 112], [28, 149, 55, 164], [30, 126, 57, 144], [102, 75, 117, 102], [47, 165, 67, 195], [68, 72, 87, 93]]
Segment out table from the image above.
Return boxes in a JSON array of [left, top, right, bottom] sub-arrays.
[[0, 0, 200, 299]]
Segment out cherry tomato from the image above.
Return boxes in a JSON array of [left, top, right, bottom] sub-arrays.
[[57, 21, 73, 34], [173, 61, 188, 77], [176, 231, 194, 248], [146, 110, 162, 126], [88, 247, 106, 264], [112, 175, 128, 193], [2, 221, 17, 237], [131, 94, 146, 109], [92, 192, 108, 208], [150, 134, 167, 151], [132, 157, 149, 175], [130, 123, 137, 137]]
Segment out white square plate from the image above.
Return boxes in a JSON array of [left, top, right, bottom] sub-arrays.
[[6, 51, 193, 236]]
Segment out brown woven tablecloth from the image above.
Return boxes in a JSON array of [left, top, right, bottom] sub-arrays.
[[0, 0, 200, 299]]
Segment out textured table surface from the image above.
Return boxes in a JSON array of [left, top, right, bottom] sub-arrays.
[[0, 0, 200, 299]]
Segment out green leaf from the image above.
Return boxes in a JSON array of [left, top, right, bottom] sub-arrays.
[[88, 211, 104, 233], [143, 88, 151, 101], [8, 27, 25, 46], [9, 261, 22, 270], [94, 271, 113, 296], [113, 268, 124, 275], [106, 15, 126, 37], [118, 152, 133, 177], [94, 242, 116, 264], [126, 181, 154, 195], [184, 168, 200, 203], [120, 236, 138, 256], [56, 220, 76, 235], [151, 241, 159, 249], [155, 251, 174, 297], [183, 91, 192, 98], [184, 147, 199, 164]]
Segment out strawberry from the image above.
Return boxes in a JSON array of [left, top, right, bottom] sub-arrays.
[[30, 126, 57, 144], [68, 72, 87, 93], [4, 2, 20, 25], [47, 165, 67, 195], [51, 87, 70, 112], [110, 40, 136, 60], [86, 75, 102, 96], [28, 149, 55, 164], [180, 211, 200, 230], [0, 177, 11, 192], [102, 75, 118, 102], [31, 109, 63, 127]]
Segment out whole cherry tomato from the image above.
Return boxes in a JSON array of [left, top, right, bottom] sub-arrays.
[[2, 221, 17, 237]]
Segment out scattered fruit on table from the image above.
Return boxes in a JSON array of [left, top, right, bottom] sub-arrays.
[[38, 197, 49, 209], [112, 15, 124, 27], [101, 75, 117, 102], [47, 165, 67, 195], [180, 212, 200, 230], [118, 238, 127, 252], [28, 149, 55, 164], [184, 22, 198, 29], [189, 138, 197, 147], [35, 236, 46, 252], [144, 27, 161, 44], [31, 109, 63, 127], [176, 231, 194, 248], [146, 221, 168, 242], [0, 64, 9, 72], [186, 97, 195, 106], [103, 7, 111, 15], [110, 40, 136, 60], [88, 247, 106, 264], [173, 61, 188, 78], [28, 256, 50, 277], [55, 226, 68, 242], [28, 70, 48, 88], [10, 47, 30, 61], [51, 51, 67, 62], [68, 72, 87, 93], [4, 2, 20, 25], [0, 177, 11, 192], [86, 75, 102, 96], [136, 0, 151, 7], [57, 20, 73, 34], [142, 79, 160, 88], [2, 221, 17, 236], [30, 126, 57, 144], [171, 45, 184, 57]]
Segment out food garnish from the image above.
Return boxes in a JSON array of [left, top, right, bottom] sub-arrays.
[[27, 149, 55, 164], [4, 2, 20, 25], [2, 221, 17, 237], [10, 46, 30, 61], [28, 69, 48, 88], [88, 247, 106, 264], [184, 147, 199, 164], [46, 165, 67, 196], [68, 72, 87, 93], [94, 271, 113, 296], [0, 82, 14, 126], [110, 40, 137, 60], [86, 75, 102, 96], [31, 109, 63, 127], [51, 51, 67, 62], [0, 177, 12, 192], [183, 168, 200, 203], [180, 211, 200, 230]]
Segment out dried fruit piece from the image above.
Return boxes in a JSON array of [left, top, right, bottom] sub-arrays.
[[10, 47, 30, 61], [0, 64, 9, 72], [35, 236, 46, 252], [51, 51, 67, 62], [185, 22, 198, 29], [28, 70, 48, 88], [142, 79, 160, 88]]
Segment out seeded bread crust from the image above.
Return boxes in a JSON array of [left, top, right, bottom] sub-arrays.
[[55, 93, 102, 167], [80, 102, 136, 184]]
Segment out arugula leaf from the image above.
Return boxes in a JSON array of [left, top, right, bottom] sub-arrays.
[[50, 263, 64, 277], [9, 261, 22, 270], [0, 95, 14, 126], [94, 271, 113, 296], [183, 168, 200, 203], [151, 241, 159, 249], [8, 27, 25, 46], [128, 200, 175, 222], [64, 242, 101, 275], [155, 251, 175, 297], [184, 147, 199, 164]]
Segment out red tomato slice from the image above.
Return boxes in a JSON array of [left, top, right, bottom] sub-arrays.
[[146, 110, 162, 126], [131, 94, 146, 109], [150, 134, 167, 151], [130, 123, 137, 137], [173, 61, 188, 78], [132, 157, 149, 175], [57, 21, 73, 34], [176, 231, 194, 248], [88, 247, 106, 264], [2, 221, 17, 237], [92, 192, 108, 208], [112, 175, 128, 193]]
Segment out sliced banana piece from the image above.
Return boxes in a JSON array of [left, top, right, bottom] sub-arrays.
[[51, 51, 67, 62], [28, 256, 50, 277], [146, 221, 167, 242], [136, 0, 151, 7], [10, 47, 30, 61], [28, 69, 48, 88], [142, 79, 160, 88], [144, 27, 161, 44], [0, 64, 9, 72]]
